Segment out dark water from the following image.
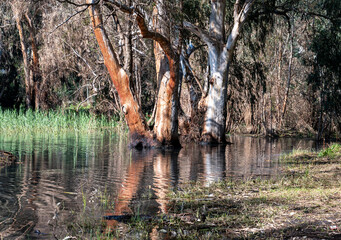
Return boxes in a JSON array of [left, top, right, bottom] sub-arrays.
[[0, 133, 319, 239]]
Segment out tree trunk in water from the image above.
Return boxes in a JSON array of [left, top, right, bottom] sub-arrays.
[[201, 68, 229, 143], [88, 1, 157, 148], [153, 55, 180, 146], [201, 0, 228, 143], [185, 0, 254, 144], [150, 1, 180, 146]]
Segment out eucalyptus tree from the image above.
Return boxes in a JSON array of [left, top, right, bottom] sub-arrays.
[[85, 0, 257, 146], [85, 0, 182, 147], [184, 0, 255, 143]]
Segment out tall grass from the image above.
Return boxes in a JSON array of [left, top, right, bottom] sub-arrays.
[[0, 108, 127, 134]]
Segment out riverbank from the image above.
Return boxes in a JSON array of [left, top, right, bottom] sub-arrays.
[[145, 143, 340, 239], [0, 108, 126, 133], [91, 143, 341, 239]]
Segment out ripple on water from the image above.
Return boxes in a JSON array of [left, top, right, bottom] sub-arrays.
[[0, 133, 320, 238]]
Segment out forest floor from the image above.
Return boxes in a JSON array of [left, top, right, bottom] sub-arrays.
[[66, 143, 341, 239]]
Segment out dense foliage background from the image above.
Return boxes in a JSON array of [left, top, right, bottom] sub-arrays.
[[0, 0, 340, 139]]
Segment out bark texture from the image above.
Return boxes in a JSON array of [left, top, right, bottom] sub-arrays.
[[101, 0, 181, 147], [88, 0, 157, 148], [150, 1, 180, 146], [185, 0, 255, 144]]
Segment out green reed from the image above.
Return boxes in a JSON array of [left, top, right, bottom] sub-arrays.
[[0, 108, 127, 133]]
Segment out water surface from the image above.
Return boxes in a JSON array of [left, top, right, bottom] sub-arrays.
[[0, 133, 319, 239]]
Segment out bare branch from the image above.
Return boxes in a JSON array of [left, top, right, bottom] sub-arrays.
[[0, 23, 15, 28], [105, 0, 133, 14], [57, 0, 99, 7], [181, 55, 204, 96], [183, 21, 214, 49], [77, 93, 97, 111], [240, 0, 256, 23], [62, 40, 97, 78], [105, 0, 176, 59], [48, 6, 88, 36], [234, 0, 242, 20]]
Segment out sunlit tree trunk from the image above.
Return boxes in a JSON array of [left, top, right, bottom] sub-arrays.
[[185, 0, 254, 144], [150, 0, 181, 146], [93, 0, 181, 147], [88, 1, 157, 148]]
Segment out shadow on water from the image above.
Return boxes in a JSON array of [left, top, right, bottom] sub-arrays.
[[0, 133, 320, 238]]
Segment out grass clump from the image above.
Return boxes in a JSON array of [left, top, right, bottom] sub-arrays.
[[0, 108, 127, 134], [318, 143, 341, 157]]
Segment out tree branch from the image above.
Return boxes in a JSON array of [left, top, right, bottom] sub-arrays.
[[180, 55, 204, 96], [48, 6, 89, 36], [239, 0, 255, 23], [105, 0, 176, 59], [183, 21, 214, 49], [57, 0, 99, 7]]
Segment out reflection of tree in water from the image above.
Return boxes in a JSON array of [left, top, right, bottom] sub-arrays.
[[105, 145, 227, 229], [0, 135, 319, 237], [0, 133, 131, 238], [104, 149, 180, 231]]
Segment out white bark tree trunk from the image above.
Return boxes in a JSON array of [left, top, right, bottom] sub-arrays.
[[185, 0, 255, 143]]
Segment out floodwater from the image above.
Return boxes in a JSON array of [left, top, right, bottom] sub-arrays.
[[0, 133, 320, 239]]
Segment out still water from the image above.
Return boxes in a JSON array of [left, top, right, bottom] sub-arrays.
[[0, 133, 319, 239]]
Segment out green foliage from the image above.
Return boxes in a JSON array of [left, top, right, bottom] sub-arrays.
[[318, 143, 341, 157], [303, 0, 341, 136]]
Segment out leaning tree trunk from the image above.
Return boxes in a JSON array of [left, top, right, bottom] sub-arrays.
[[88, 1, 158, 148]]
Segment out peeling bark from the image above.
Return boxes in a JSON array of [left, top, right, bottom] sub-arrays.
[[185, 0, 255, 144], [103, 0, 181, 147], [153, 56, 180, 146], [150, 1, 180, 146], [87, 0, 158, 148]]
